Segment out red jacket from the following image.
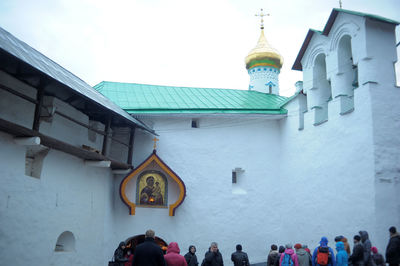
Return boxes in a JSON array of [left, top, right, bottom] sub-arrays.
[[164, 242, 188, 266], [125, 254, 134, 266]]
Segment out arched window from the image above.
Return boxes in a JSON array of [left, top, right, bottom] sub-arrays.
[[337, 35, 355, 114], [312, 53, 331, 125], [55, 231, 75, 252]]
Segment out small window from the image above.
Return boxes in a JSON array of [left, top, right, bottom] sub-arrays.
[[232, 168, 246, 195], [191, 119, 198, 128], [232, 171, 237, 183]]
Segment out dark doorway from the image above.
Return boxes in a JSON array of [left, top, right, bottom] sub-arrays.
[[125, 235, 168, 254]]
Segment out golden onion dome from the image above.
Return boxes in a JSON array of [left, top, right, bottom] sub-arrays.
[[245, 29, 283, 70]]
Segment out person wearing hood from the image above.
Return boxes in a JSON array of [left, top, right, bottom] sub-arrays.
[[280, 244, 299, 266], [164, 242, 187, 266], [184, 245, 198, 266], [133, 229, 166, 266], [203, 242, 224, 266], [295, 244, 311, 266], [312, 237, 336, 266], [114, 241, 129, 266], [359, 231, 372, 266], [385, 226, 400, 266], [349, 235, 364, 266], [231, 244, 249, 266], [334, 236, 351, 256], [268, 245, 280, 266], [303, 245, 311, 255], [275, 246, 286, 266], [335, 242, 348, 266]]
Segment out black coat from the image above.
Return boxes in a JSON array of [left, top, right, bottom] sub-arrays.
[[231, 250, 249, 266], [185, 252, 199, 266], [386, 234, 400, 265], [203, 250, 224, 266], [114, 242, 128, 266], [274, 253, 284, 266], [371, 253, 385, 266], [133, 237, 166, 266], [349, 243, 364, 266], [267, 251, 279, 266]]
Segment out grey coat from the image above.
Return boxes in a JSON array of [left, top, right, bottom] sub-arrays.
[[297, 249, 312, 266], [359, 231, 372, 266]]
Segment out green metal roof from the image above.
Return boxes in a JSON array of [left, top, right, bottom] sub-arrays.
[[94, 81, 288, 115]]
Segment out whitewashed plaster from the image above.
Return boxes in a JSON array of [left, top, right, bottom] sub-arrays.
[[0, 131, 117, 266], [119, 116, 282, 265]]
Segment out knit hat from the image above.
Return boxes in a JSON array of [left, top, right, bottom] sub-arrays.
[[285, 244, 292, 249], [371, 247, 378, 254], [294, 243, 302, 249]]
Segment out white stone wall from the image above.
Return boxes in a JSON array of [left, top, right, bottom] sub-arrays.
[[0, 131, 117, 266], [280, 85, 377, 247], [287, 10, 400, 251], [0, 71, 119, 266], [119, 116, 282, 265]]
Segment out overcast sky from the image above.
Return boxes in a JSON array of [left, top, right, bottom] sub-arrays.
[[0, 0, 399, 96]]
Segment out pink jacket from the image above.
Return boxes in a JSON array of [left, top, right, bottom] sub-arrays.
[[280, 248, 299, 266], [164, 242, 188, 266]]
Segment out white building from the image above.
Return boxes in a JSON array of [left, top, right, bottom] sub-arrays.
[[0, 8, 399, 266]]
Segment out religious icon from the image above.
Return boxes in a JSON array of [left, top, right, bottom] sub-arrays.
[[136, 170, 167, 207]]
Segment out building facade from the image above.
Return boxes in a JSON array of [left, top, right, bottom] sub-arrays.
[[0, 8, 399, 266]]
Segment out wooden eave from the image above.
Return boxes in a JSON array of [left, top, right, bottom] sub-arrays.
[[0, 118, 132, 170]]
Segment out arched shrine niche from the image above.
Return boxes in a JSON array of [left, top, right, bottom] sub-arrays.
[[120, 150, 186, 216]]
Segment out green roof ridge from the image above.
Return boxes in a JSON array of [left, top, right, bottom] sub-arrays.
[[93, 81, 289, 115]]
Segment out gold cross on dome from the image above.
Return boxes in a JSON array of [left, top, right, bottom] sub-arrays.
[[255, 8, 270, 30], [152, 137, 159, 150]]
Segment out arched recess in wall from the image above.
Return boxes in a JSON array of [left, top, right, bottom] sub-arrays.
[[54, 231, 75, 252], [312, 53, 332, 125], [337, 34, 356, 114]]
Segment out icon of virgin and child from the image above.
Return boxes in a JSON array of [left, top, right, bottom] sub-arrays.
[[139, 175, 165, 205]]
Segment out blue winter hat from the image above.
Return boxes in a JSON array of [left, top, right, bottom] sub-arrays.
[[320, 237, 328, 246]]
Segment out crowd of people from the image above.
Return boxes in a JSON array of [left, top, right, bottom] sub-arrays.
[[110, 226, 400, 266]]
